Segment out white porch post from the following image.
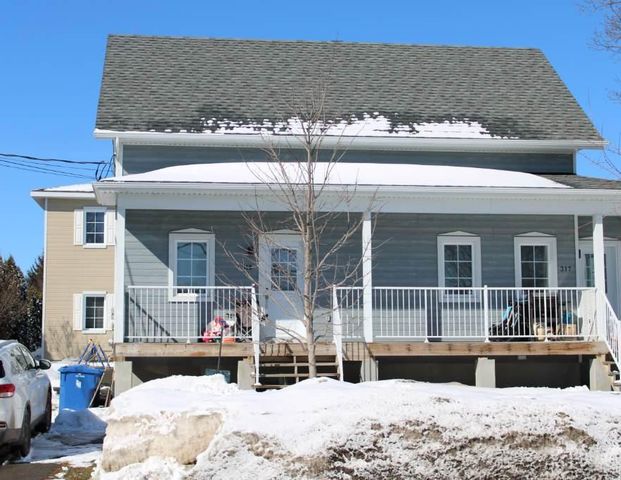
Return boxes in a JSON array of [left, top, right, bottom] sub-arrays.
[[113, 203, 126, 344], [362, 211, 373, 343], [593, 214, 606, 338]]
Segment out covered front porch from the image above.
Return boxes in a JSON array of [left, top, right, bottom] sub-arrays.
[[92, 162, 621, 386]]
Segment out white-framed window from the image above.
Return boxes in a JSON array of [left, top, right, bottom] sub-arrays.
[[271, 247, 298, 291], [168, 231, 215, 298], [73, 292, 113, 332], [74, 207, 115, 248], [437, 233, 482, 298], [84, 208, 106, 246], [514, 234, 558, 288]]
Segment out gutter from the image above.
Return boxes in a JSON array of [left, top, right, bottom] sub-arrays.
[[94, 130, 607, 153], [92, 180, 621, 204]]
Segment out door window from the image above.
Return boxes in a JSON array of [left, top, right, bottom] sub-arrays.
[[519, 245, 549, 287], [271, 248, 297, 291]]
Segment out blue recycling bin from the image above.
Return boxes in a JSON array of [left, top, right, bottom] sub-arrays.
[[59, 365, 104, 410]]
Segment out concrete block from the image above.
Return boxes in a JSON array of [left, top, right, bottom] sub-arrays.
[[589, 357, 611, 391], [114, 361, 141, 396], [237, 359, 254, 390], [360, 357, 378, 382], [475, 357, 496, 388]]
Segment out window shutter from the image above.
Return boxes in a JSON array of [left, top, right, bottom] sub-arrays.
[[73, 294, 83, 331], [74, 209, 84, 245], [104, 293, 114, 331], [105, 210, 115, 246]]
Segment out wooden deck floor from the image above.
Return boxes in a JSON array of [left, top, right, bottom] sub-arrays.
[[114, 340, 608, 361]]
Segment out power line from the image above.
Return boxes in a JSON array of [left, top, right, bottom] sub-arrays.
[[0, 159, 93, 180], [0, 152, 104, 165]]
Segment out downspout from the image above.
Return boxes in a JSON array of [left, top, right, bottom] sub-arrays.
[[41, 198, 48, 358]]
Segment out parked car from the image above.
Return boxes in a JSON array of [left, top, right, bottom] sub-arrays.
[[0, 340, 52, 457]]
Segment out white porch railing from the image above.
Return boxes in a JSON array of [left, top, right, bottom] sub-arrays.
[[126, 286, 256, 342], [334, 286, 598, 342], [602, 293, 621, 367]]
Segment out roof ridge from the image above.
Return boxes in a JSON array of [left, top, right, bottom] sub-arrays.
[[106, 34, 541, 51]]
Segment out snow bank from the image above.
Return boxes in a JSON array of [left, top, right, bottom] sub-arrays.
[[101, 162, 568, 189], [98, 376, 621, 479]]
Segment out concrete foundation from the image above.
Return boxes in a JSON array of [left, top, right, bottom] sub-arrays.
[[114, 361, 142, 396], [237, 359, 254, 390], [475, 357, 496, 388], [589, 356, 612, 391], [360, 357, 378, 382]]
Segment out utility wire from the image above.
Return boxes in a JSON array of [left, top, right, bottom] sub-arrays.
[[0, 159, 93, 180], [0, 152, 104, 165]]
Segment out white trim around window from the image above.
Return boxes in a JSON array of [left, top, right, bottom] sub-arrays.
[[168, 231, 215, 300], [73, 291, 113, 333], [514, 234, 558, 288], [83, 207, 107, 248], [437, 233, 482, 299]]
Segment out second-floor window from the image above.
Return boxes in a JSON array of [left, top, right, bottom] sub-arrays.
[[84, 208, 105, 245]]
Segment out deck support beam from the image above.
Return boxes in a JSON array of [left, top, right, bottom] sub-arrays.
[[362, 211, 373, 343]]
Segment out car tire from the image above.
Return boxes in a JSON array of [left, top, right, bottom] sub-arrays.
[[39, 390, 52, 433], [17, 409, 31, 458]]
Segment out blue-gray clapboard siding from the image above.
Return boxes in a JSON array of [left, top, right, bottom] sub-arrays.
[[124, 210, 577, 341], [122, 145, 575, 175], [372, 214, 576, 288]]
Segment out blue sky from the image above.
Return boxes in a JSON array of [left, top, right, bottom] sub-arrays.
[[0, 0, 619, 270]]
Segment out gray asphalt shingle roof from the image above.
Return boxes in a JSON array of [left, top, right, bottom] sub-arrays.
[[96, 35, 602, 141], [541, 174, 621, 190]]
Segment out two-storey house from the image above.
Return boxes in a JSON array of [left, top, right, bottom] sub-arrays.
[[32, 36, 621, 391]]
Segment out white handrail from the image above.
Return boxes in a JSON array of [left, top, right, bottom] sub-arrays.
[[334, 286, 597, 342], [601, 292, 621, 368]]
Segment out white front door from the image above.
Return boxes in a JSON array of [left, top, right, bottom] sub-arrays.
[[258, 233, 305, 340], [579, 241, 621, 315]]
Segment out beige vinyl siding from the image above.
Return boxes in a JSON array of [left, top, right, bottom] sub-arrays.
[[44, 199, 114, 359]]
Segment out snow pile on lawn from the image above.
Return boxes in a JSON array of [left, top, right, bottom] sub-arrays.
[[101, 162, 568, 189], [99, 375, 621, 479]]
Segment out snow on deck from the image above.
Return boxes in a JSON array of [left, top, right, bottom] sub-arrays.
[[100, 375, 621, 479], [100, 162, 569, 189]]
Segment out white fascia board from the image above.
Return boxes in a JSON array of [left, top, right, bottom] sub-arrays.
[[93, 183, 621, 216], [30, 190, 96, 208], [93, 129, 607, 153]]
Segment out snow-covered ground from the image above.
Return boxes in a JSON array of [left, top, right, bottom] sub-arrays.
[[12, 359, 110, 472], [96, 375, 621, 480]]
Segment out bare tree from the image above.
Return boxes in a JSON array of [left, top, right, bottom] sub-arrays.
[[583, 1, 621, 174], [222, 89, 375, 379]]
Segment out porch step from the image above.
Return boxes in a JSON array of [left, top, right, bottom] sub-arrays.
[[260, 372, 338, 379], [251, 351, 340, 390], [259, 362, 338, 368]]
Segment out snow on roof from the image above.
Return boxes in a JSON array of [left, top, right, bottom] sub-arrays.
[[194, 116, 513, 139], [39, 183, 94, 193], [100, 162, 569, 189]]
